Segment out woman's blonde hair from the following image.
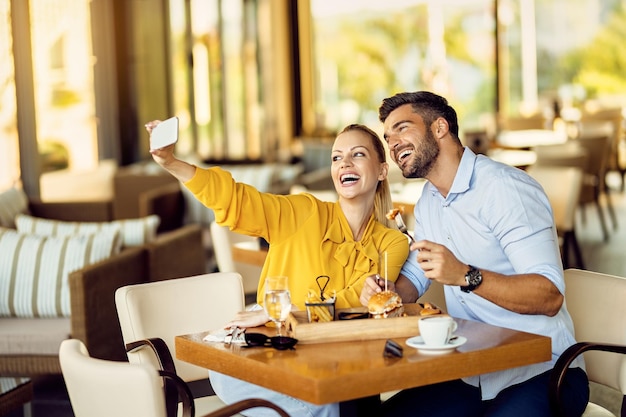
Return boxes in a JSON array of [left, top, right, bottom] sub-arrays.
[[338, 124, 397, 230]]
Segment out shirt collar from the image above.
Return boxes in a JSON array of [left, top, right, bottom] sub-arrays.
[[425, 146, 477, 200]]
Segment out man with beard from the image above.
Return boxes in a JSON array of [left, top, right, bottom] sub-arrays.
[[360, 91, 588, 417]]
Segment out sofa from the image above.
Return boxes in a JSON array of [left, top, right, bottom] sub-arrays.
[[0, 187, 206, 377]]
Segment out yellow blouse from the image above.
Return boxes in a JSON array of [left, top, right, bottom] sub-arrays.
[[184, 166, 409, 309]]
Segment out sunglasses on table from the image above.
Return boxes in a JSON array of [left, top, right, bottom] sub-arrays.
[[383, 339, 403, 358], [244, 333, 298, 350]]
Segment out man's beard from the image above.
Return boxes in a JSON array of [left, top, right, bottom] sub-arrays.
[[402, 129, 439, 179]]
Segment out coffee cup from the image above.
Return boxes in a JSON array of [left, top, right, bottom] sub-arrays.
[[418, 316, 458, 346]]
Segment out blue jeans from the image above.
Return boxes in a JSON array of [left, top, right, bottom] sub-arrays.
[[209, 371, 340, 417], [381, 368, 588, 417]]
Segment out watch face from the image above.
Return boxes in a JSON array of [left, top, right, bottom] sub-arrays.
[[469, 272, 481, 286], [464, 267, 482, 291]]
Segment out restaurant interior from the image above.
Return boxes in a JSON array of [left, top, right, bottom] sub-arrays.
[[1, 0, 625, 416]]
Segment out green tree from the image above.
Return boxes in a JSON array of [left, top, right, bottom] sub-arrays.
[[563, 3, 626, 98]]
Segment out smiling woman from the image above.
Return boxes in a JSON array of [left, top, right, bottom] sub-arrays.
[[147, 120, 409, 417]]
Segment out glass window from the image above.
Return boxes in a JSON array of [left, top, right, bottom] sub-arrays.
[[29, 0, 98, 176], [0, 0, 19, 191], [168, 0, 263, 161], [306, 0, 497, 136], [500, 0, 626, 119]]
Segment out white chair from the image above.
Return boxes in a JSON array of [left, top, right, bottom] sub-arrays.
[[115, 272, 246, 416], [60, 339, 170, 417], [549, 269, 626, 416], [527, 165, 585, 269], [209, 222, 263, 298], [60, 339, 289, 417], [574, 133, 617, 240]]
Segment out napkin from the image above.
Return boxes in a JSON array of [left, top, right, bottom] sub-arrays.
[[203, 328, 231, 342], [203, 327, 246, 344]]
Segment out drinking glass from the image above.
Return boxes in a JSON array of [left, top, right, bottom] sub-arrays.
[[263, 276, 291, 336]]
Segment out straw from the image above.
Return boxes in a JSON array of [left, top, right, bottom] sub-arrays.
[[384, 252, 388, 291]]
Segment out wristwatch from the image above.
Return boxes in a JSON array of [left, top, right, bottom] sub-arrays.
[[460, 265, 482, 293]]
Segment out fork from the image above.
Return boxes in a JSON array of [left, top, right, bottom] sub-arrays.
[[394, 215, 416, 243]]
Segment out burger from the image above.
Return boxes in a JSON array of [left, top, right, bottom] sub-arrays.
[[368, 290, 404, 319]]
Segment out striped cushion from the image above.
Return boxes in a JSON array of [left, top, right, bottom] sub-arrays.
[[0, 187, 29, 229], [0, 227, 122, 318], [15, 214, 160, 248]]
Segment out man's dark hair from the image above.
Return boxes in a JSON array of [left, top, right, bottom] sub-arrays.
[[378, 91, 459, 137]]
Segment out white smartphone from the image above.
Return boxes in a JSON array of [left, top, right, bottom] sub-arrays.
[[150, 116, 179, 150]]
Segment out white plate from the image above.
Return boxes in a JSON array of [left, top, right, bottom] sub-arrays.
[[406, 335, 467, 355]]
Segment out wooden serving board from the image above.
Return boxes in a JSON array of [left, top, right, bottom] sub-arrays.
[[285, 304, 441, 344]]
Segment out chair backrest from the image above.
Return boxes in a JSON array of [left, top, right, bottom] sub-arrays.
[[533, 141, 589, 171], [574, 134, 611, 180], [563, 268, 626, 393], [115, 272, 245, 382], [527, 166, 583, 232], [580, 108, 624, 174], [209, 222, 263, 295], [577, 119, 614, 141], [60, 339, 168, 417]]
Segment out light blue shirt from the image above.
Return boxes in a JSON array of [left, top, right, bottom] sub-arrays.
[[402, 147, 583, 400]]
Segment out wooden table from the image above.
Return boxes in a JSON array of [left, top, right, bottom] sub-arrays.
[[487, 148, 537, 169], [176, 319, 551, 405], [496, 129, 568, 149]]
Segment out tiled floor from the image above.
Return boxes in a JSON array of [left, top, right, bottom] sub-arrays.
[[5, 174, 626, 417]]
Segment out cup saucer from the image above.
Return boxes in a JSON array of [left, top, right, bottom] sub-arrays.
[[405, 335, 467, 355]]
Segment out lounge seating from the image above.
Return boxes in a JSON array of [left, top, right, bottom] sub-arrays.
[[0, 186, 206, 377], [0, 225, 205, 376]]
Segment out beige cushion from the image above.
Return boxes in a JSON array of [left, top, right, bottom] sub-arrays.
[[0, 227, 122, 318], [0, 317, 70, 355], [15, 213, 160, 248], [582, 402, 618, 417], [0, 187, 29, 229]]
